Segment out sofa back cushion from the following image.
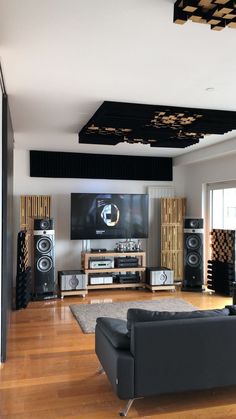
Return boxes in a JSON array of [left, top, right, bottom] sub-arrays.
[[127, 307, 230, 336]]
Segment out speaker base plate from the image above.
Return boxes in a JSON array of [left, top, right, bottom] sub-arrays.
[[181, 286, 203, 293], [32, 293, 58, 301]]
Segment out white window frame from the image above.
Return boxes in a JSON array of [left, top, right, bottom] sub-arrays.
[[204, 180, 236, 269]]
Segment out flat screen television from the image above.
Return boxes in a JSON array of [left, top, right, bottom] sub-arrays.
[[70, 193, 149, 240]]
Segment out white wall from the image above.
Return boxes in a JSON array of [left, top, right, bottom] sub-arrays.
[[173, 152, 236, 282], [175, 153, 236, 217], [14, 149, 182, 271]]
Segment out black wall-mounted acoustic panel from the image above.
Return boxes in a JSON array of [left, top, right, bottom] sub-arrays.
[[30, 150, 172, 181]]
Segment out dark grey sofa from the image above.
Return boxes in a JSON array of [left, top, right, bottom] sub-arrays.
[[95, 306, 236, 416]]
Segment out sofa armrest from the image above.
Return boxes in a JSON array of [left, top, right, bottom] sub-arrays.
[[96, 317, 130, 349], [95, 323, 134, 400]]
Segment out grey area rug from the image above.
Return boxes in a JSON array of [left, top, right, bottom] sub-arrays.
[[70, 298, 197, 333]]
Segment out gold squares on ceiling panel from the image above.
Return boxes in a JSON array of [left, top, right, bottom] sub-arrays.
[[214, 0, 233, 4], [173, 0, 236, 30], [182, 1, 198, 13], [221, 7, 234, 14], [198, 1, 213, 5], [224, 13, 236, 18]]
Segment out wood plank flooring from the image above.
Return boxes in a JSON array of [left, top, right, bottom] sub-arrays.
[[0, 289, 235, 418]]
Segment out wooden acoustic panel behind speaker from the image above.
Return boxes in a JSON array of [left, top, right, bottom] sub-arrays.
[[20, 195, 51, 231], [161, 197, 186, 281]]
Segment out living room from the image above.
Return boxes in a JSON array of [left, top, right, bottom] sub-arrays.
[[2, 0, 236, 418]]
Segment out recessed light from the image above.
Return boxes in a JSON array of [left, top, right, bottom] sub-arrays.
[[205, 87, 215, 92]]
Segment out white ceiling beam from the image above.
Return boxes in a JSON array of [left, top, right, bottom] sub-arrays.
[[174, 135, 236, 166]]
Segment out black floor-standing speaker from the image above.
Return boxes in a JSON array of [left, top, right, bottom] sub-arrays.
[[33, 218, 57, 299], [182, 218, 204, 292]]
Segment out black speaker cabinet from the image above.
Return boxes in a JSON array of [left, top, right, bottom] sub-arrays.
[[33, 218, 56, 299], [182, 217, 204, 292], [34, 218, 54, 231]]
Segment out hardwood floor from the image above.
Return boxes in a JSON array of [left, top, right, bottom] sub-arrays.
[[0, 289, 235, 418]]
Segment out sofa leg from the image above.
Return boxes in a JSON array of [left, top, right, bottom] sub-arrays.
[[97, 364, 105, 375], [119, 399, 135, 417]]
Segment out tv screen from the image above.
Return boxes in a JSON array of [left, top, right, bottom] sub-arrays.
[[71, 193, 149, 240]]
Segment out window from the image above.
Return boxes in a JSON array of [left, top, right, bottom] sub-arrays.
[[210, 185, 236, 230]]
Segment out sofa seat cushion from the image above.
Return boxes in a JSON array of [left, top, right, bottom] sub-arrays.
[[127, 307, 230, 336], [96, 317, 130, 349]]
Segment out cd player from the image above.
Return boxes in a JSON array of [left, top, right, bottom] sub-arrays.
[[89, 259, 114, 269]]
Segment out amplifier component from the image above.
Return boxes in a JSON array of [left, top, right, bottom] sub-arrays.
[[115, 273, 140, 284], [89, 259, 114, 269], [114, 257, 139, 268], [89, 273, 113, 285], [59, 270, 87, 290], [146, 267, 174, 286]]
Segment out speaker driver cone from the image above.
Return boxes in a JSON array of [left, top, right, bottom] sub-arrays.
[[40, 219, 50, 230], [186, 252, 201, 268], [37, 256, 53, 272], [36, 237, 53, 253], [189, 219, 200, 228], [186, 235, 201, 250]]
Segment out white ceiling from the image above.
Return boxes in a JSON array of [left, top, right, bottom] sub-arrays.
[[1, 0, 236, 158]]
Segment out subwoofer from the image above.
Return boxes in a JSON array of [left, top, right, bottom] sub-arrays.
[[33, 218, 56, 299], [182, 217, 204, 292]]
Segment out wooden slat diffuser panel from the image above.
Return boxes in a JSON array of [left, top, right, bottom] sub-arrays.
[[161, 251, 184, 280], [161, 197, 186, 225], [20, 195, 51, 230], [161, 197, 186, 281], [161, 225, 183, 251]]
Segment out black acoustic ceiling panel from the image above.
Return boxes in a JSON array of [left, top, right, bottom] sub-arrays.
[[78, 101, 236, 148], [30, 150, 173, 181], [174, 0, 236, 31]]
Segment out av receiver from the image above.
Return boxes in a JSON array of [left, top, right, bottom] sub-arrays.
[[89, 259, 114, 269]]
